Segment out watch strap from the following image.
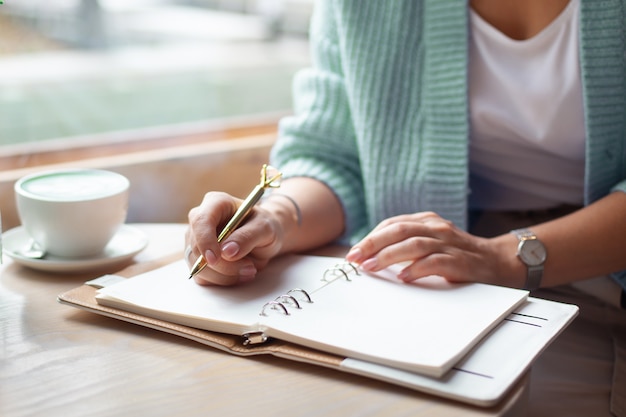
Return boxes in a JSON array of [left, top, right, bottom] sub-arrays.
[[511, 228, 545, 291], [525, 265, 543, 292], [512, 228, 534, 241]]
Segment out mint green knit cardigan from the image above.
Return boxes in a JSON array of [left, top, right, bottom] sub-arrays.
[[271, 1, 626, 285]]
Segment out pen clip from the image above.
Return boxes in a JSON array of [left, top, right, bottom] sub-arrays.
[[260, 164, 282, 189]]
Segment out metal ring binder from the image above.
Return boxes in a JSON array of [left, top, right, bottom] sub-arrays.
[[260, 301, 290, 316], [242, 331, 267, 345], [322, 262, 359, 282], [341, 262, 359, 275], [260, 290, 313, 317], [275, 294, 301, 310], [287, 288, 313, 303], [257, 263, 357, 317]]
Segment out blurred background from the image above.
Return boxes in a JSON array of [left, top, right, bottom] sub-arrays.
[[0, 0, 312, 146], [0, 0, 313, 229]]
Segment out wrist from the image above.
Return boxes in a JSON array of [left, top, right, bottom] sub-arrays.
[[259, 193, 302, 252], [510, 228, 547, 290], [490, 233, 528, 289]]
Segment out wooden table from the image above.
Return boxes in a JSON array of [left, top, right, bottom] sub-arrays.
[[0, 224, 528, 417]]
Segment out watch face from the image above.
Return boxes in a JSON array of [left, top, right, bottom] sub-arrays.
[[518, 239, 547, 266]]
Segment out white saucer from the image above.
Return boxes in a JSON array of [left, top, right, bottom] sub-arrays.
[[2, 225, 148, 274]]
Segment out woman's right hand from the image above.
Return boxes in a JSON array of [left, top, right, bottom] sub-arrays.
[[184, 191, 286, 286]]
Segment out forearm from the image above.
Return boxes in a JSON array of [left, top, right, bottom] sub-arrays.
[[492, 191, 626, 288], [260, 177, 345, 255]]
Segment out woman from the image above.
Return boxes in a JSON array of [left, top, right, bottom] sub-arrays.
[[186, 1, 626, 415]]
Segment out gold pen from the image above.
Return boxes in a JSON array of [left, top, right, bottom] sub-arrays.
[[188, 164, 282, 279]]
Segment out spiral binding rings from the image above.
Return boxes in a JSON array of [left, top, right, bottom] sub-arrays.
[[247, 263, 359, 345], [322, 262, 359, 282], [275, 294, 302, 310], [260, 301, 290, 316], [258, 263, 358, 318], [287, 288, 313, 303], [259, 288, 312, 317]]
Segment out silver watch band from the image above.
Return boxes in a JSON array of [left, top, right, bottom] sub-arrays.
[[511, 228, 545, 291], [512, 228, 533, 241], [526, 265, 543, 291]]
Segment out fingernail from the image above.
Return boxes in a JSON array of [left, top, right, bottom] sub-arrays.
[[221, 241, 239, 259], [360, 257, 378, 271], [204, 250, 217, 265], [239, 264, 257, 282], [397, 269, 409, 281], [346, 247, 364, 263]]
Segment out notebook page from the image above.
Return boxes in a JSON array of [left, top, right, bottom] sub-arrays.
[[260, 266, 528, 377], [340, 297, 578, 406], [95, 255, 345, 335], [96, 254, 528, 377]]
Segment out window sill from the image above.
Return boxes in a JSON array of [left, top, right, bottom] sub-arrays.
[[0, 115, 280, 230]]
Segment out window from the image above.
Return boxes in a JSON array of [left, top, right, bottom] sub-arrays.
[[0, 0, 312, 228], [0, 0, 311, 148]]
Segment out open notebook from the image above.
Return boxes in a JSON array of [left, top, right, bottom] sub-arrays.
[[93, 254, 528, 378], [59, 253, 579, 406]]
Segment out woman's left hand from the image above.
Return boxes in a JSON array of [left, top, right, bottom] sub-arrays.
[[345, 211, 507, 285]]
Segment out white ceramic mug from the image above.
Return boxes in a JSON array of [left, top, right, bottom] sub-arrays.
[[15, 168, 130, 258]]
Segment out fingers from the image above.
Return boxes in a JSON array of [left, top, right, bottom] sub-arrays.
[[184, 192, 282, 286], [187, 192, 236, 262], [345, 212, 482, 283], [183, 240, 257, 286], [346, 212, 449, 266]]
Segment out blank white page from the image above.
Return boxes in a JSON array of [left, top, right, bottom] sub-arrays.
[[96, 254, 528, 377]]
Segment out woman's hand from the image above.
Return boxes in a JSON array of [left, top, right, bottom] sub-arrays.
[[185, 177, 348, 286], [185, 191, 285, 286], [345, 211, 516, 286]]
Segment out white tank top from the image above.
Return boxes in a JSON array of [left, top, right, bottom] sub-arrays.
[[468, 0, 585, 210]]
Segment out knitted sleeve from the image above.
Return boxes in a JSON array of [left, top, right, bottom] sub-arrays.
[[612, 182, 626, 194], [270, 0, 367, 242]]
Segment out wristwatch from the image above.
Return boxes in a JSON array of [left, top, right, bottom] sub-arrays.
[[511, 228, 547, 291]]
